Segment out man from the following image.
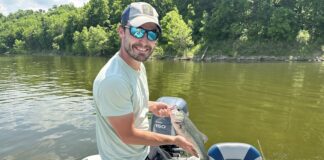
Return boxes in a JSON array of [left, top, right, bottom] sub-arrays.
[[93, 2, 197, 160]]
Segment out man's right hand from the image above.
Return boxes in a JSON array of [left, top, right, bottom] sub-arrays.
[[174, 135, 198, 158]]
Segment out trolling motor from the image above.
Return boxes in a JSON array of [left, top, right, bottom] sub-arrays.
[[149, 97, 189, 159]]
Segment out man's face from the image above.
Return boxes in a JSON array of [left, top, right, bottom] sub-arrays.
[[121, 23, 158, 62]]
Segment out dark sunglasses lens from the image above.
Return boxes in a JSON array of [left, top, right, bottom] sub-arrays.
[[130, 27, 145, 39], [147, 31, 158, 41]]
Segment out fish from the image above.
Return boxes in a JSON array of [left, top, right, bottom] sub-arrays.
[[170, 108, 209, 160]]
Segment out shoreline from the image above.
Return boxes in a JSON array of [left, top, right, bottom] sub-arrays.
[[2, 52, 323, 62], [156, 55, 324, 62]]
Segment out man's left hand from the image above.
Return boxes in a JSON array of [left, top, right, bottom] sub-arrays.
[[148, 101, 172, 117]]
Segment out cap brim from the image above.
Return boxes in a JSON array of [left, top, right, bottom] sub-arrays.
[[129, 16, 162, 33]]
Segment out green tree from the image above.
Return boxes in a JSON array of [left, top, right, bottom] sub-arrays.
[[88, 26, 109, 56], [103, 24, 120, 55], [294, 0, 324, 42], [85, 0, 110, 28], [204, 0, 249, 41], [108, 0, 132, 24], [189, 0, 216, 43], [73, 27, 89, 55], [245, 0, 272, 40], [0, 13, 4, 22], [72, 25, 109, 56], [52, 34, 64, 51], [149, 0, 176, 18], [9, 12, 43, 50], [63, 12, 83, 51], [0, 37, 8, 53], [12, 39, 26, 54], [46, 4, 78, 51], [267, 7, 297, 41], [160, 9, 193, 56], [39, 16, 52, 50]]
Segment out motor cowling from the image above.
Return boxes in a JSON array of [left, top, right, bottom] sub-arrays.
[[149, 97, 189, 159], [150, 96, 188, 135]]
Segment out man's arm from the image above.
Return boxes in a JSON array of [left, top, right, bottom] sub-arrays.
[[108, 113, 173, 145], [108, 113, 198, 157]]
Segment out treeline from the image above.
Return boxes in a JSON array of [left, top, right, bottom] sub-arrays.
[[0, 0, 323, 57]]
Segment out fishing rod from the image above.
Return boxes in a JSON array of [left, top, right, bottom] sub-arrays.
[[257, 139, 266, 160]]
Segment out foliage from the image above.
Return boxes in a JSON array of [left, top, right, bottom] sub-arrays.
[[73, 27, 89, 55], [267, 7, 297, 41], [0, 0, 323, 56], [13, 39, 26, 54], [204, 0, 249, 42], [160, 9, 193, 56], [296, 30, 310, 44], [85, 0, 110, 28], [103, 24, 120, 55], [73, 26, 109, 56]]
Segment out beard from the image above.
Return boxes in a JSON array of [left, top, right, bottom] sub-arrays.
[[124, 41, 154, 62]]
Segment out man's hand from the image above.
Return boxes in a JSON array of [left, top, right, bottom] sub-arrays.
[[174, 135, 199, 158], [148, 101, 172, 117]]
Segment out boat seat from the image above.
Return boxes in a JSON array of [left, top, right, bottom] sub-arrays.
[[207, 142, 263, 160]]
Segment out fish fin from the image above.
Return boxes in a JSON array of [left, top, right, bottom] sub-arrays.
[[199, 132, 208, 143]]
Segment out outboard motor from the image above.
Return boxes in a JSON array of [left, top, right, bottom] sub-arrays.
[[150, 96, 188, 134], [149, 97, 189, 159]]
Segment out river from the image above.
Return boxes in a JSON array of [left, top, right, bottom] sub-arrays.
[[0, 55, 324, 160]]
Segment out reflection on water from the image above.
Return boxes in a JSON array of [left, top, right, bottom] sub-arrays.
[[146, 61, 324, 160], [0, 55, 106, 160], [1, 55, 324, 160]]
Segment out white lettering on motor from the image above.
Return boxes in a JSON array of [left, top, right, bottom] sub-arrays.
[[155, 123, 166, 129]]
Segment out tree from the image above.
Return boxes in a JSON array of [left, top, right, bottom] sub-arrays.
[[0, 37, 8, 53], [39, 16, 52, 50], [267, 7, 297, 41], [72, 25, 109, 56], [63, 12, 83, 51], [0, 13, 4, 21], [12, 39, 26, 54], [108, 0, 132, 24], [73, 27, 89, 55], [160, 9, 193, 56], [245, 0, 272, 40], [85, 0, 110, 28], [103, 24, 120, 55], [46, 4, 78, 51], [148, 0, 176, 18], [204, 0, 249, 42], [88, 26, 108, 56]]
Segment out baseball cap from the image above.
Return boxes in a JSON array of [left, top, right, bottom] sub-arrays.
[[121, 2, 162, 33]]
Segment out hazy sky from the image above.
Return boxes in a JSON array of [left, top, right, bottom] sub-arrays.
[[0, 0, 90, 16]]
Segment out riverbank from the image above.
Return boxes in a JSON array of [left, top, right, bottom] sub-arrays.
[[155, 55, 324, 62], [153, 40, 324, 62], [195, 55, 324, 62], [2, 50, 323, 62]]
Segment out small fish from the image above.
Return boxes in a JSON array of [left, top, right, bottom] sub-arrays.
[[170, 108, 209, 160]]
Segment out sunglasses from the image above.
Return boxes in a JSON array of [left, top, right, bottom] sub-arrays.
[[124, 26, 159, 41]]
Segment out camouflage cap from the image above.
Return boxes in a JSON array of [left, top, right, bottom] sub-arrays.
[[121, 2, 162, 33]]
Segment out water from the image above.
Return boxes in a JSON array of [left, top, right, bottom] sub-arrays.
[[1, 55, 324, 160]]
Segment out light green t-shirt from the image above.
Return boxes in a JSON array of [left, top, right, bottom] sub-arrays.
[[93, 53, 150, 160]]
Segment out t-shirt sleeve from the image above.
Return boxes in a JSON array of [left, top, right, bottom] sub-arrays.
[[97, 76, 133, 117]]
